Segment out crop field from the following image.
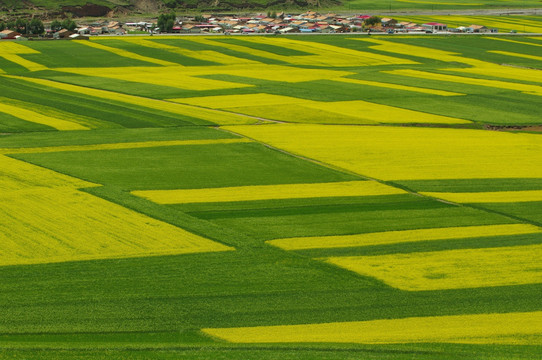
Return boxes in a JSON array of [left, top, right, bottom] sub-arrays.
[[0, 34, 541, 359]]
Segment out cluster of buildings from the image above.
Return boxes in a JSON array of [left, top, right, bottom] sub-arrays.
[[123, 12, 498, 34], [0, 11, 500, 40]]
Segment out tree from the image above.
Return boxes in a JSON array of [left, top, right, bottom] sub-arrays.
[[15, 18, 28, 34], [364, 16, 381, 27], [0, 22, 5, 31], [61, 18, 77, 31], [50, 20, 62, 32], [6, 20, 16, 31], [157, 11, 176, 33], [28, 18, 44, 35]]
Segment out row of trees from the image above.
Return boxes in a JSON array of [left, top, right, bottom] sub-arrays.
[[0, 18, 76, 35]]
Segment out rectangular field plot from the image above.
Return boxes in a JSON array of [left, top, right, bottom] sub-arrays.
[[268, 224, 541, 251], [132, 181, 404, 204], [0, 156, 231, 266], [325, 244, 542, 290], [203, 311, 542, 345], [422, 190, 542, 203], [12, 142, 359, 190], [186, 195, 516, 241], [225, 124, 542, 181]]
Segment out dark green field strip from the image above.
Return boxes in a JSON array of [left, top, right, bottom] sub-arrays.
[[1, 343, 542, 360], [30, 71, 193, 99], [2, 343, 541, 360], [375, 36, 542, 70], [0, 56, 29, 74], [294, 232, 542, 258], [0, 76, 212, 128], [475, 201, 542, 225], [0, 127, 236, 149], [150, 38, 284, 65], [13, 142, 359, 190], [92, 39, 220, 67], [176, 194, 407, 213], [203, 205, 517, 241], [1, 248, 540, 333], [213, 38, 314, 57], [0, 112, 55, 133], [21, 41, 159, 69], [186, 195, 447, 220], [395, 178, 542, 192]]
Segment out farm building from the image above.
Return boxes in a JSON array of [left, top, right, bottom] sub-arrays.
[[0, 30, 21, 39], [423, 22, 447, 31]]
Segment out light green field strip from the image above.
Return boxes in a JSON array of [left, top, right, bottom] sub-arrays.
[[449, 64, 542, 84], [57, 65, 252, 91], [268, 224, 541, 250], [202, 311, 542, 345], [307, 100, 471, 124], [6, 76, 257, 125], [114, 37, 258, 65], [397, 0, 482, 5], [169, 93, 305, 108], [0, 98, 88, 131], [175, 94, 470, 124], [226, 37, 417, 66], [0, 138, 251, 155], [84, 39, 178, 66], [0, 96, 109, 129], [384, 69, 542, 96], [132, 181, 405, 204], [422, 190, 542, 203], [488, 50, 542, 62], [486, 37, 542, 48], [332, 77, 465, 96], [325, 244, 542, 291]]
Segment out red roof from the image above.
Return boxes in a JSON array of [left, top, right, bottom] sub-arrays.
[[424, 22, 446, 26]]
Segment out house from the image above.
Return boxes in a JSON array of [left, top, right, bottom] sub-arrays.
[[422, 22, 447, 32], [0, 30, 21, 39], [53, 29, 75, 39], [467, 24, 491, 33]]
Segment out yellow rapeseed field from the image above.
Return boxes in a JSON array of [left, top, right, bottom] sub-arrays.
[[487, 37, 542, 48], [0, 97, 89, 131], [332, 77, 464, 96], [0, 155, 95, 191], [83, 40, 179, 66], [224, 124, 542, 180], [132, 181, 405, 204], [267, 224, 541, 250], [422, 190, 542, 203], [8, 76, 257, 125], [325, 244, 542, 290], [385, 69, 542, 96], [0, 42, 48, 71], [449, 63, 542, 84], [0, 138, 251, 155], [202, 311, 542, 345], [0, 155, 232, 266]]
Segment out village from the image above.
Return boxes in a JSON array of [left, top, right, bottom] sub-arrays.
[[0, 11, 499, 40]]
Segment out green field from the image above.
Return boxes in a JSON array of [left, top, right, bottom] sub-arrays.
[[0, 34, 541, 359]]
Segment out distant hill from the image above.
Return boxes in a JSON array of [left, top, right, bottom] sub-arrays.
[[0, 0, 336, 17]]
